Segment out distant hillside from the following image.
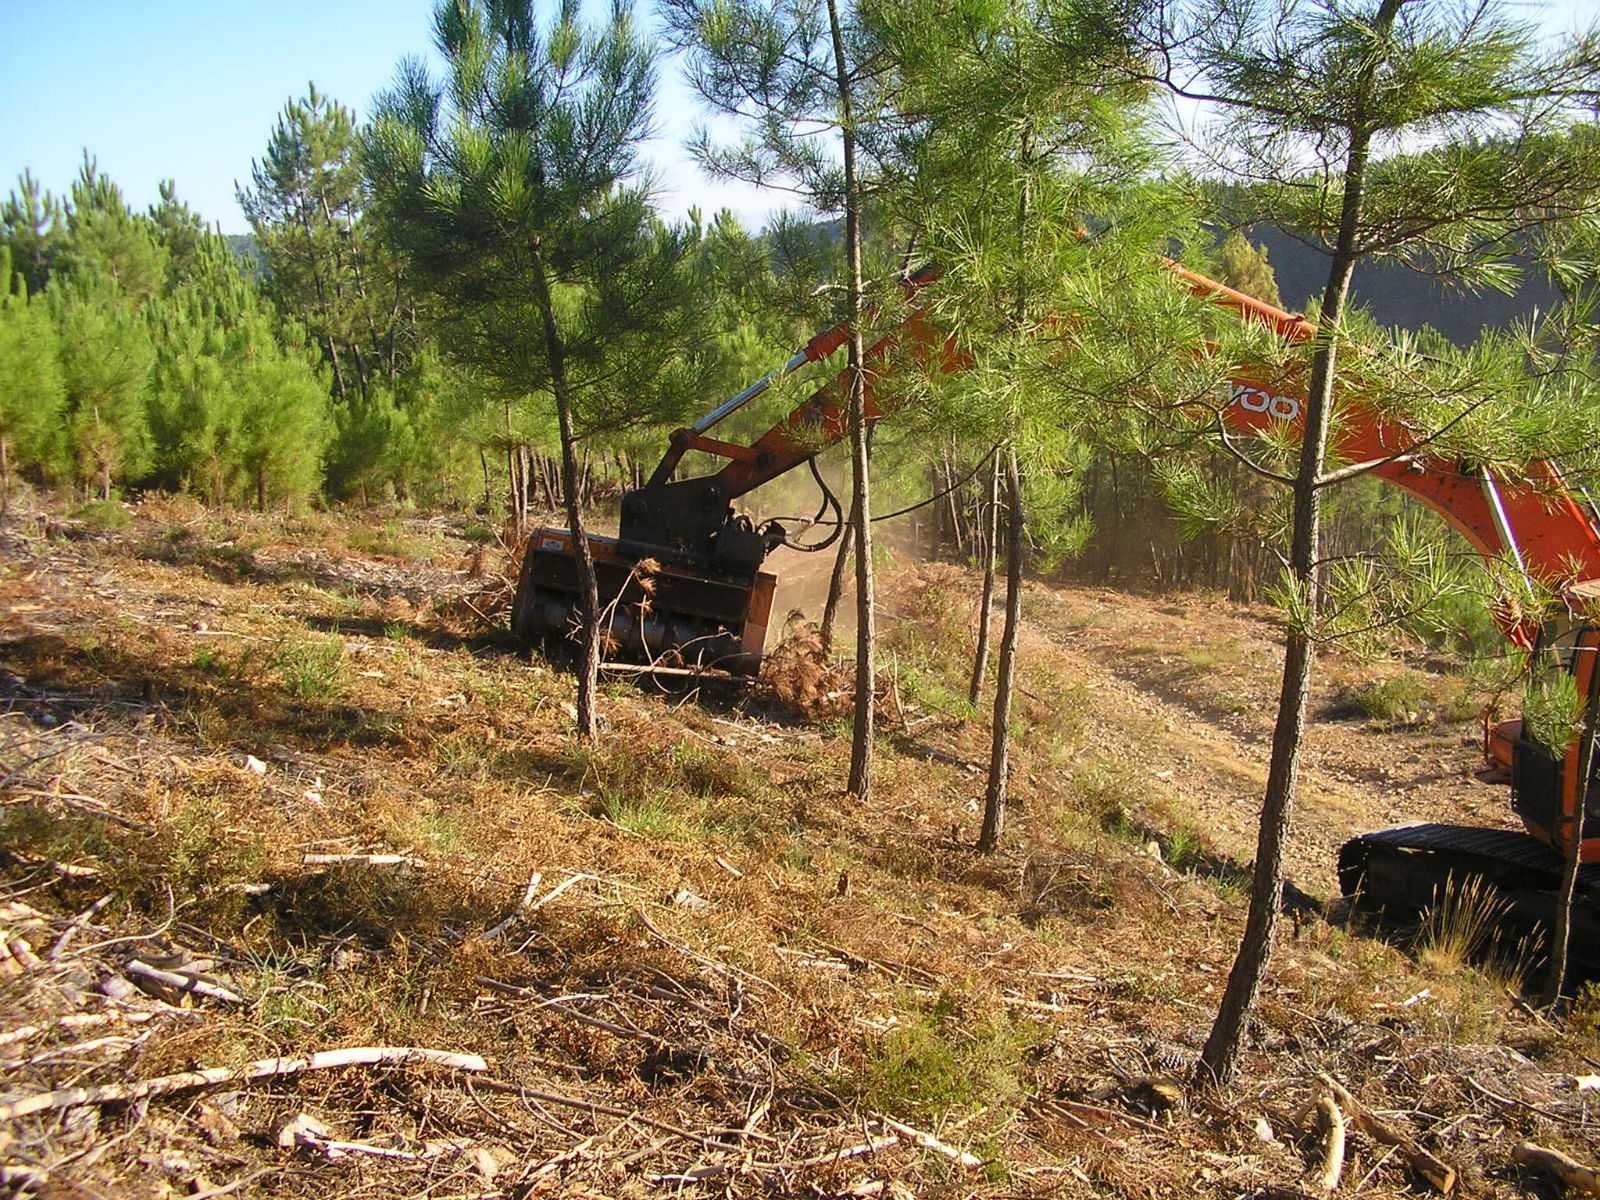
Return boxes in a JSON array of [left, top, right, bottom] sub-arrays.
[[226, 233, 264, 279], [1241, 224, 1559, 347]]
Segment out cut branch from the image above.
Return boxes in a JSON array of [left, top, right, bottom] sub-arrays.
[[1320, 1074, 1455, 1194], [1513, 1141, 1600, 1195], [0, 1046, 488, 1121]]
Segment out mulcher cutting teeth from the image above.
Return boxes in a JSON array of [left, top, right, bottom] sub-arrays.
[[512, 527, 776, 675]]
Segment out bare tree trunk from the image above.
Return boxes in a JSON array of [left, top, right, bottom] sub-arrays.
[[969, 455, 1001, 705], [827, 0, 873, 801], [530, 245, 600, 741], [978, 445, 1023, 853], [1197, 41, 1393, 1079], [944, 453, 966, 556], [507, 445, 523, 540], [821, 505, 855, 656], [0, 435, 10, 518], [1542, 711, 1596, 1006]]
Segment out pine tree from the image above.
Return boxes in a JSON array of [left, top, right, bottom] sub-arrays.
[[145, 231, 331, 508], [1093, 0, 1600, 1085], [1217, 231, 1281, 308], [57, 155, 168, 303], [234, 331, 331, 510], [148, 180, 208, 287], [239, 85, 369, 405], [0, 247, 66, 510], [872, 0, 1157, 849], [51, 277, 156, 500], [1, 171, 64, 297], [664, 0, 900, 799], [366, 0, 703, 739], [145, 236, 251, 500]]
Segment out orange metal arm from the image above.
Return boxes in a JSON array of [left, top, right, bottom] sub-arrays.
[[674, 256, 1600, 624]]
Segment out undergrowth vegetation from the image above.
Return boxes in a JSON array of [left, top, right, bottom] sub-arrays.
[[1, 503, 1594, 1199]]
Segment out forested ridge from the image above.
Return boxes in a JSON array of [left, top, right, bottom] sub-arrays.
[[0, 91, 811, 518], [0, 107, 1569, 535]]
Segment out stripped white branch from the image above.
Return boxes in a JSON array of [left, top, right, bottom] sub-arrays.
[[0, 1046, 489, 1121], [483, 871, 544, 942], [125, 959, 244, 1006]]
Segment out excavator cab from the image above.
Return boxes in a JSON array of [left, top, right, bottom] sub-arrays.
[[1508, 620, 1600, 863]]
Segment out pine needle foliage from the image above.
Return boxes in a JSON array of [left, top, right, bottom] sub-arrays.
[[1076, 0, 1600, 1086], [365, 0, 705, 739]]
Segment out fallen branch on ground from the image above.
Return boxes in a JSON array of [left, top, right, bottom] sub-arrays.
[[1313, 1093, 1345, 1193], [635, 906, 779, 994], [280, 1112, 474, 1163], [0, 1009, 167, 1051], [874, 1114, 983, 1168], [647, 1133, 902, 1184], [124, 959, 243, 1006], [483, 871, 543, 941], [529, 872, 594, 911], [1513, 1142, 1600, 1196], [0, 1046, 489, 1121], [49, 894, 111, 959], [469, 1077, 746, 1152], [1320, 1074, 1455, 1194], [301, 853, 424, 868]]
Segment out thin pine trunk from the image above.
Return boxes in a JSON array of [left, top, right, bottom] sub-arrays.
[[1542, 712, 1596, 1006], [978, 112, 1034, 850], [969, 455, 1000, 705], [978, 445, 1023, 853], [944, 455, 966, 556], [1197, 17, 1395, 1077], [821, 506, 855, 656], [827, 0, 873, 800], [530, 245, 600, 740]]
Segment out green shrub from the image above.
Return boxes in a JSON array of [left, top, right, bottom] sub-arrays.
[[856, 995, 1037, 1121], [1337, 673, 1428, 723], [73, 499, 130, 530], [274, 636, 345, 700]]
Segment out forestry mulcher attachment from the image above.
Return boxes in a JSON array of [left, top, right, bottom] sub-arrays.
[[512, 265, 947, 674], [516, 256, 1600, 968]]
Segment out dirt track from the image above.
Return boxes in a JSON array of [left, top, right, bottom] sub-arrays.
[[803, 556, 1513, 900], [1017, 581, 1513, 894]]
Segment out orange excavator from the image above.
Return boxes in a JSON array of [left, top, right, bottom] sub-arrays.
[[513, 258, 1600, 965]]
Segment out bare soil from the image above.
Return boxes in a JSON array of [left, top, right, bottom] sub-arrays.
[[1, 495, 1595, 1200]]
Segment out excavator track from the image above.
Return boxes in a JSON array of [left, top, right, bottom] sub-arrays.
[[1338, 823, 1600, 979]]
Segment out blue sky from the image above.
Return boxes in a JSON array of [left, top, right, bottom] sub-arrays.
[[4, 0, 1596, 237], [2, 0, 781, 234]]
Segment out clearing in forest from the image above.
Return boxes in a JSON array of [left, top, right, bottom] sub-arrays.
[[1, 497, 1595, 1199]]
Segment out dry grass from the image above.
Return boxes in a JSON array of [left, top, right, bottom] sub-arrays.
[[0, 497, 1594, 1198]]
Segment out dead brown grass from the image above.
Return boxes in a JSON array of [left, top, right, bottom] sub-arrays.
[[0, 495, 1593, 1198]]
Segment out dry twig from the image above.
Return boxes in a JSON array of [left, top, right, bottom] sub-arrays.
[[0, 1045, 488, 1121], [124, 959, 243, 1006]]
